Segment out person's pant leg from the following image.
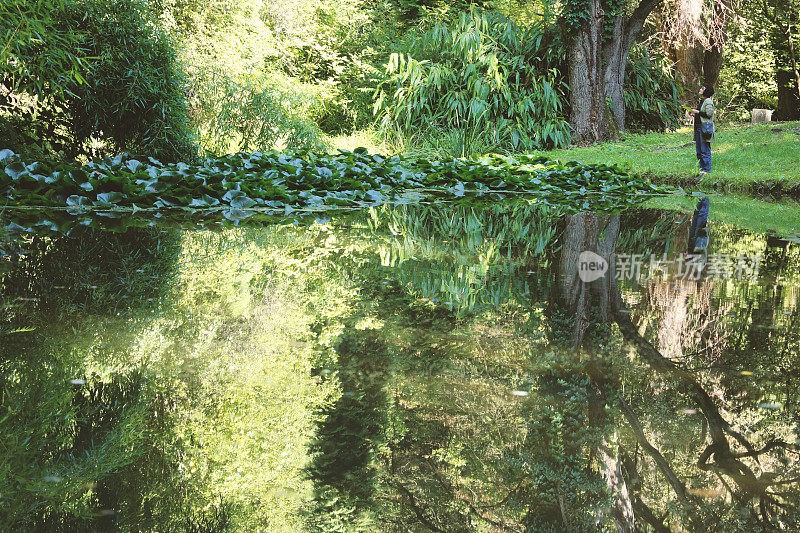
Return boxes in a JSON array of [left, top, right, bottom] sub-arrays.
[[700, 139, 711, 172]]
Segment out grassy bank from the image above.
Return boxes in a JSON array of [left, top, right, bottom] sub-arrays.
[[529, 122, 800, 195], [334, 122, 800, 195]]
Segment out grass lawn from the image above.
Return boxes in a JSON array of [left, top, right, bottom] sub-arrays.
[[529, 122, 800, 194]]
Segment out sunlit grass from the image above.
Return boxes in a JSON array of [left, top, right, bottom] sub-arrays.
[[329, 126, 390, 154], [528, 122, 800, 191], [337, 122, 799, 194]]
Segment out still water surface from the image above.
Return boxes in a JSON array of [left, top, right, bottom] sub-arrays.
[[1, 204, 799, 531]]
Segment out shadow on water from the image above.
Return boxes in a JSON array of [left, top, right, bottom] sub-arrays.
[[1, 201, 799, 531]]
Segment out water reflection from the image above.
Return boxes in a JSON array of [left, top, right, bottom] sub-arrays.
[[1, 204, 799, 531]]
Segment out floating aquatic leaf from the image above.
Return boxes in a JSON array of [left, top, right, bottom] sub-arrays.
[[66, 195, 91, 207], [0, 148, 672, 221], [230, 195, 258, 209], [96, 192, 124, 205], [222, 209, 254, 222], [5, 160, 25, 179], [189, 194, 221, 207]]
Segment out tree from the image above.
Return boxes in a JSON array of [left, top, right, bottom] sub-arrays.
[[659, 0, 735, 100], [564, 0, 665, 143], [1, 0, 195, 162], [762, 0, 800, 119]]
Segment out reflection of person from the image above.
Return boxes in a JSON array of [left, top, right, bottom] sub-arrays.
[[688, 197, 709, 253], [690, 85, 715, 174]]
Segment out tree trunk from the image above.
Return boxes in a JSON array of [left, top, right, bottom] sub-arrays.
[[702, 45, 723, 88], [568, 0, 663, 141], [603, 17, 629, 133], [569, 2, 606, 144], [768, 3, 800, 120]]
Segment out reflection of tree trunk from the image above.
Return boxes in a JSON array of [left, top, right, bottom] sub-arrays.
[[553, 212, 634, 531], [555, 212, 622, 347], [596, 442, 636, 532], [613, 308, 797, 519], [557, 213, 797, 527], [306, 329, 390, 527]]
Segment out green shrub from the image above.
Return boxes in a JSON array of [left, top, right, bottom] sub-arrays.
[[258, 0, 388, 134], [374, 10, 572, 154], [193, 69, 329, 155], [1, 0, 196, 162], [623, 46, 683, 133]]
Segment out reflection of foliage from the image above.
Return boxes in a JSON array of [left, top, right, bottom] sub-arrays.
[[367, 203, 560, 315], [0, 357, 184, 530], [306, 329, 391, 531], [169, 228, 345, 530], [0, 225, 186, 530], [521, 369, 606, 531], [3, 205, 799, 531], [1, 227, 179, 314]]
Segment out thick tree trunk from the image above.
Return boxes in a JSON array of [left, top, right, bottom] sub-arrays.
[[603, 17, 628, 133], [569, 3, 606, 144], [772, 16, 800, 120], [664, 0, 731, 102], [569, 0, 663, 140], [702, 46, 723, 88], [670, 42, 705, 100], [774, 63, 800, 121]]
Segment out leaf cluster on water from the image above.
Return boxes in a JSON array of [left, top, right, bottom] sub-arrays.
[[1, 147, 669, 232]]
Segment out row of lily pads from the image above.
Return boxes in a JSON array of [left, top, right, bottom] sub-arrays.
[[1, 148, 670, 224]]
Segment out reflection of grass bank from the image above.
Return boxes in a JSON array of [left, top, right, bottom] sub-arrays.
[[525, 122, 800, 194], [647, 194, 800, 236]]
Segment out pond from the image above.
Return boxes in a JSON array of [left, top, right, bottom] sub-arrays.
[[1, 201, 799, 531]]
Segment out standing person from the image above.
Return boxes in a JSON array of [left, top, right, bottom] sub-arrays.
[[691, 85, 716, 175]]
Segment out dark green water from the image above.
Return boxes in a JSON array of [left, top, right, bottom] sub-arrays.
[[1, 204, 799, 531]]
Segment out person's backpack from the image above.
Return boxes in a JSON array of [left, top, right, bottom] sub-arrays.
[[701, 121, 714, 141]]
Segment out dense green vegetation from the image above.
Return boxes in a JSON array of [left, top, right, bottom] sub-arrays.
[[1, 0, 195, 162], [3, 0, 795, 189], [2, 0, 800, 531], [0, 149, 669, 225], [0, 0, 707, 161]]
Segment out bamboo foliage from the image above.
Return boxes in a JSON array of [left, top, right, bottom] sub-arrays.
[[374, 10, 572, 152]]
